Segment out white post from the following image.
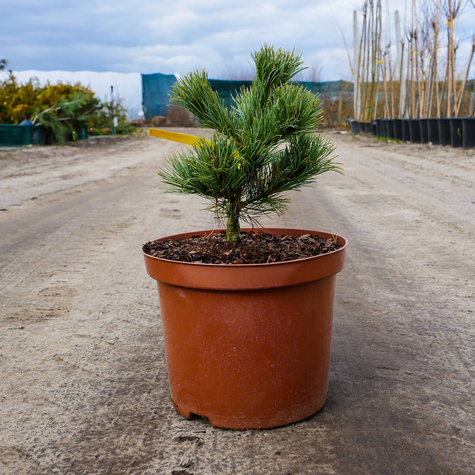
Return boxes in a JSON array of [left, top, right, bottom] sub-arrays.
[[395, 10, 406, 118], [353, 10, 361, 121]]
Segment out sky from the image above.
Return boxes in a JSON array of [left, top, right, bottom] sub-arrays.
[[1, 0, 474, 81]]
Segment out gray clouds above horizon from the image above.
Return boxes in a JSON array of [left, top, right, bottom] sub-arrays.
[[1, 0, 474, 80]]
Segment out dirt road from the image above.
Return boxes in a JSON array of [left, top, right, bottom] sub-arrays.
[[1, 130, 473, 474]]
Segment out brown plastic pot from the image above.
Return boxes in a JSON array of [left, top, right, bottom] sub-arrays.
[[142, 227, 347, 429]]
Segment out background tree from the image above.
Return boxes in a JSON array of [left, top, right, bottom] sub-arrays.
[[91, 97, 134, 135], [31, 90, 101, 143], [0, 75, 104, 142]]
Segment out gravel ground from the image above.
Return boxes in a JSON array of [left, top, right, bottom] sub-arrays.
[[0, 130, 473, 474]]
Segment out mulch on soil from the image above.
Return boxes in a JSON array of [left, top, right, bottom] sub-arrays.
[[143, 231, 342, 265]]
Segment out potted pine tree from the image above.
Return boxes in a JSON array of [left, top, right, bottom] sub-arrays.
[[142, 45, 347, 429]]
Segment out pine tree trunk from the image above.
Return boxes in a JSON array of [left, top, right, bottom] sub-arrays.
[[226, 203, 241, 244]]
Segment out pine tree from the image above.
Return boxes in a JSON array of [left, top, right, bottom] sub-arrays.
[[159, 45, 340, 244]]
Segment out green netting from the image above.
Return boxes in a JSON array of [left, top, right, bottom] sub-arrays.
[[140, 73, 353, 119], [298, 80, 352, 100], [142, 73, 177, 120], [208, 80, 352, 107], [208, 79, 352, 107], [208, 79, 253, 109], [0, 125, 45, 146]]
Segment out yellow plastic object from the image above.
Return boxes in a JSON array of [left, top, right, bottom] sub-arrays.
[[149, 127, 242, 166], [149, 128, 209, 146]]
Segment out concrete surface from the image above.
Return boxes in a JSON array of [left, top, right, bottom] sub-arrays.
[[0, 131, 473, 474]]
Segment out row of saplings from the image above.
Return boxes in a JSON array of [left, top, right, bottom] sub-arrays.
[[141, 45, 348, 429], [351, 116, 475, 149]]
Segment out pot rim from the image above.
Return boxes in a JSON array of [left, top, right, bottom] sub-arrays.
[[143, 227, 347, 290], [142, 227, 347, 268]]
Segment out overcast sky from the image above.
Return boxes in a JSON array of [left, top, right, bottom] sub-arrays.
[[1, 0, 474, 81]]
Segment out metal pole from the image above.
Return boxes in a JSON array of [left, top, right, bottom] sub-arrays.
[[111, 85, 114, 134]]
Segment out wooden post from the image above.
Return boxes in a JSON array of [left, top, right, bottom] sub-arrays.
[[395, 10, 406, 118], [353, 10, 361, 121], [435, 0, 443, 118], [454, 35, 475, 116]]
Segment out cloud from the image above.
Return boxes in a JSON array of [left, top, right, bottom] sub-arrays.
[[1, 0, 474, 81]]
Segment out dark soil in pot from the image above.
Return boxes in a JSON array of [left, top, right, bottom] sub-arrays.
[[143, 231, 342, 265]]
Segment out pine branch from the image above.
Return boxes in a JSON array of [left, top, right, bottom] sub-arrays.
[[252, 45, 307, 106], [240, 133, 340, 214], [170, 70, 235, 137]]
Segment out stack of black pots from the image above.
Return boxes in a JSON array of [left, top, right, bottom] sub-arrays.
[[350, 118, 475, 149], [350, 121, 373, 135]]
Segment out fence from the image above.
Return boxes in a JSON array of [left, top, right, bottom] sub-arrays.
[[141, 74, 353, 126], [142, 73, 179, 120], [0, 124, 45, 146]]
